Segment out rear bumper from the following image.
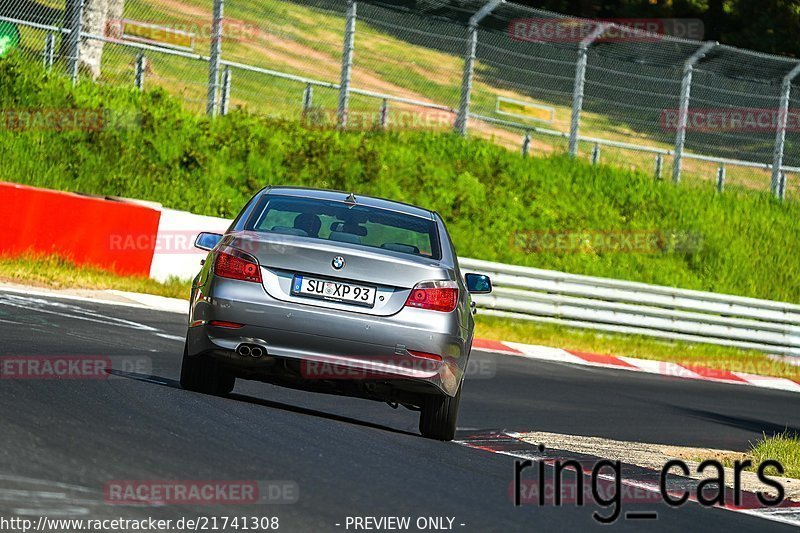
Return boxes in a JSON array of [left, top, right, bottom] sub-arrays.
[[187, 277, 471, 396]]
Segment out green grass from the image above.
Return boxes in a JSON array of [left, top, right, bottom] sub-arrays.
[[751, 432, 800, 480], [474, 316, 800, 380], [0, 254, 190, 299], [3, 53, 800, 306], [691, 432, 800, 480], [13, 0, 792, 199]]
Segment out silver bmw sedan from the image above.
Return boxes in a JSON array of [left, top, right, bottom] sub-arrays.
[[182, 186, 492, 440]]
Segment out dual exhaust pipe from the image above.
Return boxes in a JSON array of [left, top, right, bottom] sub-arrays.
[[236, 343, 266, 358]]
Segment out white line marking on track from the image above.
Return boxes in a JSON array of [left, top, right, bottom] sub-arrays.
[[0, 295, 157, 331], [0, 475, 94, 493], [0, 285, 185, 313], [502, 343, 586, 365], [740, 507, 800, 527], [618, 357, 703, 379], [13, 507, 90, 517], [733, 373, 800, 392], [0, 283, 189, 315], [156, 333, 185, 342]]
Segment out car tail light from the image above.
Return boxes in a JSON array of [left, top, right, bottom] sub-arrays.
[[404, 280, 458, 313], [214, 251, 262, 283]]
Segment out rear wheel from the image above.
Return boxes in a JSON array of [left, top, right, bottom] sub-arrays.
[[180, 342, 235, 395], [418, 384, 462, 441]]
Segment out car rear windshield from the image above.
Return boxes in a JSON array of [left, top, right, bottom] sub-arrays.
[[245, 195, 441, 260]]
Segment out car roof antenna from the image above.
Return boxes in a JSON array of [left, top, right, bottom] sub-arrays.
[[344, 193, 357, 205]]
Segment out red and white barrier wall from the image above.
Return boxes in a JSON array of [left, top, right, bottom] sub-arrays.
[[0, 182, 162, 276], [0, 181, 230, 281]]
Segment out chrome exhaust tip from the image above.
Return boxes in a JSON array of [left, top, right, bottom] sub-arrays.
[[237, 345, 251, 356], [250, 346, 263, 358]]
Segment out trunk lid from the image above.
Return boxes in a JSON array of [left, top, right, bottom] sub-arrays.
[[227, 232, 453, 316]]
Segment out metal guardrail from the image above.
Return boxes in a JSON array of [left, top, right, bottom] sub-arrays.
[[471, 113, 800, 173], [460, 257, 800, 356]]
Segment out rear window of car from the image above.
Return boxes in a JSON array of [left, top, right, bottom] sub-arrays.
[[245, 195, 441, 260]]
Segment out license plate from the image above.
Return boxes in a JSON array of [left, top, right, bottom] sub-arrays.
[[291, 275, 376, 307]]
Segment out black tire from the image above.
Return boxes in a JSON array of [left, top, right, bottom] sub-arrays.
[[418, 384, 462, 441], [180, 342, 235, 395]]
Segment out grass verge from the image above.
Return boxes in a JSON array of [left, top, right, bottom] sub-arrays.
[[474, 315, 800, 381], [690, 432, 800, 480], [0, 254, 190, 300], [751, 432, 800, 480]]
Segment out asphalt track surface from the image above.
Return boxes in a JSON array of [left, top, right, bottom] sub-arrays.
[[1, 288, 799, 532]]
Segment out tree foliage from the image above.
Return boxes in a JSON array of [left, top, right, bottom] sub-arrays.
[[519, 0, 800, 58]]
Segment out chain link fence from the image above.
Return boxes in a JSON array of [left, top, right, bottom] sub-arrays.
[[2, 0, 800, 199]]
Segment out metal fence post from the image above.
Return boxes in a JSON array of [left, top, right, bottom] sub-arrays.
[[522, 131, 531, 156], [206, 0, 224, 117], [672, 41, 716, 183], [716, 164, 725, 193], [220, 66, 232, 116], [134, 53, 146, 90], [590, 143, 600, 165], [66, 0, 85, 84], [454, 27, 477, 135], [43, 33, 55, 70], [568, 23, 608, 157], [771, 63, 800, 197], [380, 98, 388, 129], [454, 0, 504, 136], [302, 84, 314, 113], [654, 154, 663, 180], [337, 0, 357, 129], [779, 172, 787, 200]]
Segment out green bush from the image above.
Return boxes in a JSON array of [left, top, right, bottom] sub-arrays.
[[2, 53, 799, 302]]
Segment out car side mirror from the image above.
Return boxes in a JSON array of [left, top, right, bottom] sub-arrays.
[[465, 273, 492, 294], [195, 232, 223, 251]]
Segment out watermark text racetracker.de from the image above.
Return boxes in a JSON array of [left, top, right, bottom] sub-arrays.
[[301, 357, 496, 380], [0, 355, 151, 380], [109, 230, 318, 255], [658, 360, 798, 382], [661, 108, 800, 132], [0, 109, 140, 132], [509, 18, 704, 43], [510, 230, 703, 255], [105, 17, 260, 45], [302, 109, 454, 130], [110, 231, 202, 255], [104, 480, 298, 505]]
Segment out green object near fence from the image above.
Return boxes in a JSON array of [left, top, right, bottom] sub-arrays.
[[0, 21, 20, 58]]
